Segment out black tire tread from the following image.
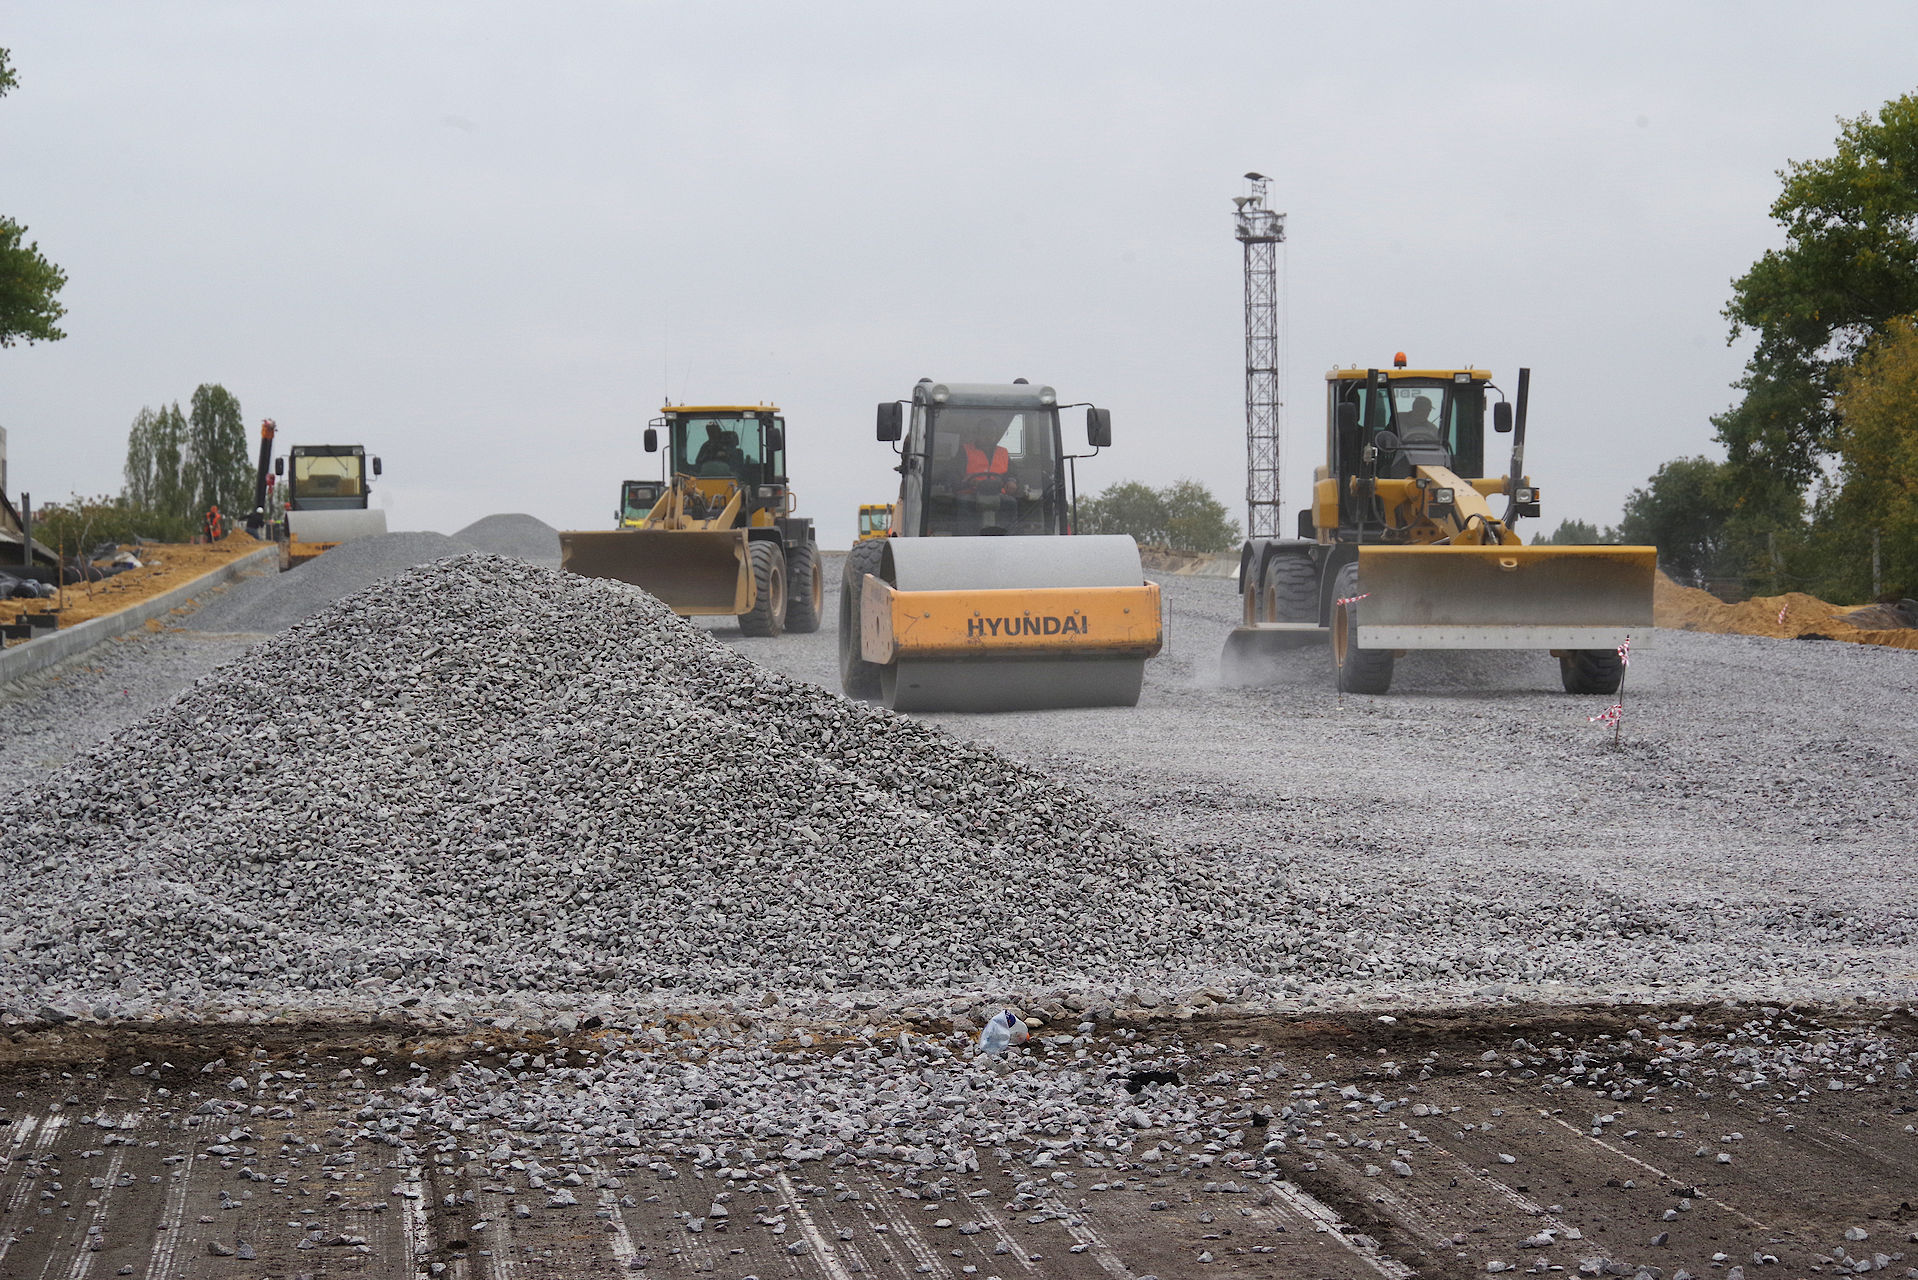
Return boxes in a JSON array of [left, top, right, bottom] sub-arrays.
[[839, 539, 888, 700], [785, 541, 822, 634], [1560, 648, 1624, 695], [1332, 562, 1394, 694], [739, 541, 786, 638]]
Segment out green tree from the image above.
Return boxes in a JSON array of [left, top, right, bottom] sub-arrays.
[[1531, 518, 1615, 545], [1079, 480, 1169, 545], [155, 403, 188, 517], [1715, 92, 1918, 495], [186, 383, 250, 515], [0, 50, 68, 348], [1616, 456, 1740, 583], [1828, 315, 1918, 597], [1077, 478, 1242, 551], [123, 408, 160, 510], [1160, 478, 1241, 552]]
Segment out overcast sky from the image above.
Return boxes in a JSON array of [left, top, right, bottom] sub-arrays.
[[3, 3, 1915, 548]]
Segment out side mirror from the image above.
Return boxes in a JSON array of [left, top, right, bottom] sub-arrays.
[[1086, 407, 1112, 449], [1494, 402, 1513, 434], [372, 457, 383, 477], [876, 402, 903, 442], [643, 427, 659, 453], [273, 458, 284, 476], [766, 425, 785, 451]]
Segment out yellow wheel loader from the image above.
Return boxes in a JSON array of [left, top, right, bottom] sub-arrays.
[[560, 404, 821, 637], [1222, 359, 1655, 694], [839, 379, 1163, 711], [855, 503, 895, 540]]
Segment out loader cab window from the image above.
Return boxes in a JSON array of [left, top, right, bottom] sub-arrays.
[[673, 414, 783, 485], [621, 480, 665, 522], [1343, 382, 1486, 480]]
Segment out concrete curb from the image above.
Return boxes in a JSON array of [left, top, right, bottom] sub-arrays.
[[0, 546, 279, 687]]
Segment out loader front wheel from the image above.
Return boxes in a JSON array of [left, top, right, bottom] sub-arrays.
[[1559, 648, 1623, 695], [1331, 563, 1394, 694], [786, 542, 823, 634], [839, 538, 888, 700], [739, 541, 788, 638], [1262, 548, 1320, 624]]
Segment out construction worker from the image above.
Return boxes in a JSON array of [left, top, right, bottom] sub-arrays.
[[203, 504, 223, 542], [959, 417, 1017, 496]]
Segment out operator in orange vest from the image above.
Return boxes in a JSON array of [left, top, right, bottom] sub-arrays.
[[958, 416, 1018, 497]]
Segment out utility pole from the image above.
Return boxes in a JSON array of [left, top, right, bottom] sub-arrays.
[[1234, 173, 1286, 540]]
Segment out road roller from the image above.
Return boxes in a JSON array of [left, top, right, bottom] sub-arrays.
[[839, 379, 1163, 712], [1222, 359, 1656, 694]]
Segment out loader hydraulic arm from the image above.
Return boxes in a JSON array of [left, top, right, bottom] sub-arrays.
[[1361, 465, 1523, 547]]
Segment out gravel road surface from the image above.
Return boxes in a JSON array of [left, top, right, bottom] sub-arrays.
[[0, 531, 1912, 1279]]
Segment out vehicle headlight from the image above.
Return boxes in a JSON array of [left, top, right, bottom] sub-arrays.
[[1433, 487, 1455, 505], [1515, 486, 1534, 503]]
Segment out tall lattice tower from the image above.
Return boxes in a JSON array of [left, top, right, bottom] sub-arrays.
[[1234, 172, 1286, 539]]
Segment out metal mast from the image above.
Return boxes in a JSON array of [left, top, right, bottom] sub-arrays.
[[1234, 173, 1286, 539]]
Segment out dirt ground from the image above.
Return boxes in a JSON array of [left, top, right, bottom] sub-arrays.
[[0, 1004, 1911, 1279], [1, 535, 271, 639]]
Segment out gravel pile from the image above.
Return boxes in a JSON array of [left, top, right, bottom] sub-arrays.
[[453, 513, 562, 565], [180, 531, 474, 634], [0, 554, 1274, 1022]]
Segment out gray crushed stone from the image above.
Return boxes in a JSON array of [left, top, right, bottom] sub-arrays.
[[0, 554, 1273, 1022], [452, 512, 563, 565], [179, 531, 475, 634], [0, 630, 264, 790]]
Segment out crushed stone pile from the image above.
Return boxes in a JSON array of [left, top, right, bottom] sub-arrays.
[[181, 530, 474, 633], [453, 513, 562, 565], [1655, 571, 1918, 650], [0, 555, 1277, 1022]]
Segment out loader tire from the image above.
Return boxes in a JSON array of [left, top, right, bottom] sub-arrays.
[[1262, 549, 1320, 624], [1559, 648, 1623, 695], [739, 541, 788, 638], [839, 538, 888, 701], [785, 542, 823, 634], [1331, 562, 1394, 694]]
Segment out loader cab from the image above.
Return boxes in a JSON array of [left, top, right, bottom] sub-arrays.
[[896, 382, 1069, 538], [619, 479, 666, 526], [1326, 369, 1489, 530], [655, 406, 788, 519]]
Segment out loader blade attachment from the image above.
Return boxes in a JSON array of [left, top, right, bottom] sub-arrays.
[[560, 529, 753, 616], [1356, 544, 1656, 649]]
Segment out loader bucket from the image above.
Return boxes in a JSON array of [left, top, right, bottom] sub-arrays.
[[1354, 544, 1656, 649], [559, 528, 753, 616]]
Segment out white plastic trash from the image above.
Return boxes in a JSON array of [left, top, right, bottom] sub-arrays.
[[978, 1010, 1029, 1054]]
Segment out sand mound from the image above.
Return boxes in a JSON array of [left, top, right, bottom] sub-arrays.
[[1654, 572, 1918, 650]]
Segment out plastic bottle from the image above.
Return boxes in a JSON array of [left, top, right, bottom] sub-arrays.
[[978, 1009, 1029, 1054]]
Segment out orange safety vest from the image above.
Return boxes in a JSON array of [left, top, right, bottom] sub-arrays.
[[963, 443, 1009, 476]]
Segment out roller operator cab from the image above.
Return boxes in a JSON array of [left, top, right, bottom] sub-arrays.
[[559, 404, 822, 637], [1223, 360, 1656, 695], [259, 438, 388, 569], [839, 379, 1162, 712]]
